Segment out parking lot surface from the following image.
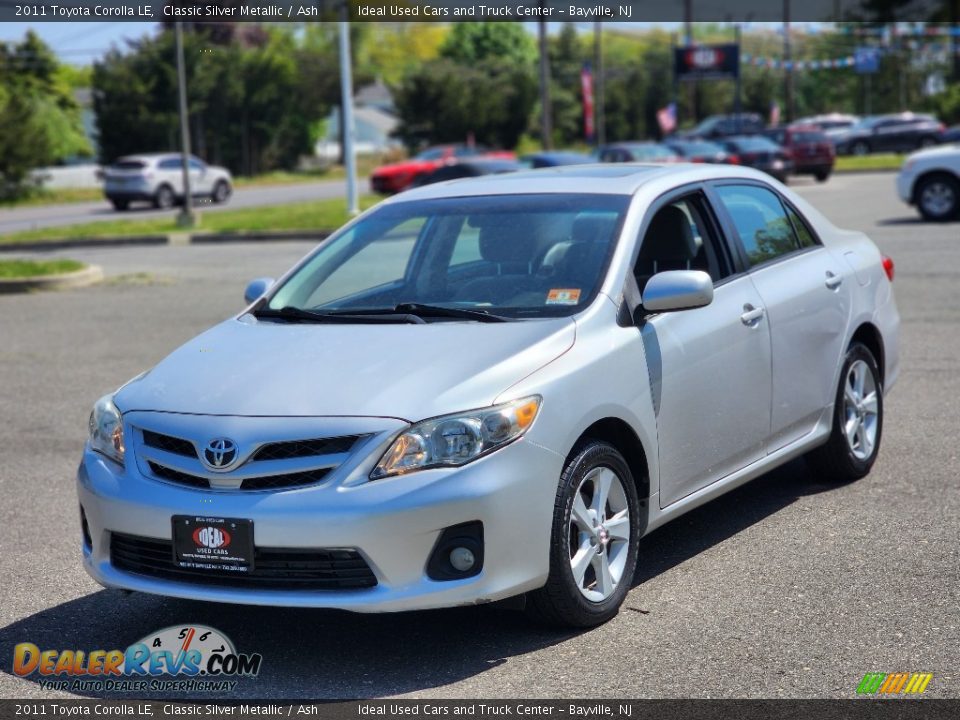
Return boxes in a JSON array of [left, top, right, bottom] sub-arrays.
[[0, 172, 957, 699]]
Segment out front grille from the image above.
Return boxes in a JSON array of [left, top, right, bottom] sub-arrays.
[[148, 461, 331, 491], [142, 430, 197, 458], [110, 533, 377, 590], [252, 434, 362, 462]]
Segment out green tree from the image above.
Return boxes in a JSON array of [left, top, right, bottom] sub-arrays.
[[440, 22, 536, 66], [0, 31, 90, 199], [394, 57, 536, 150]]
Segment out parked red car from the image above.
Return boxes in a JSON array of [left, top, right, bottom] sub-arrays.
[[370, 145, 515, 194], [764, 125, 836, 182]]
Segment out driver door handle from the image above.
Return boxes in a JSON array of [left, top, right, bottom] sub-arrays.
[[740, 305, 765, 326], [825, 271, 843, 289]]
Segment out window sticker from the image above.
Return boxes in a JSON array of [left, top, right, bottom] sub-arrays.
[[546, 288, 581, 305]]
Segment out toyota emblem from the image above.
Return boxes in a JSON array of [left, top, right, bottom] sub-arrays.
[[202, 438, 239, 470]]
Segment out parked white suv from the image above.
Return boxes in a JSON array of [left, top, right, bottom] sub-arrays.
[[103, 153, 233, 211], [896, 144, 960, 221]]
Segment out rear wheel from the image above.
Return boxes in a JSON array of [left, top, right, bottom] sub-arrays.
[[915, 174, 960, 222], [918, 136, 938, 149], [110, 199, 129, 211], [814, 169, 831, 183], [526, 440, 641, 627], [153, 184, 175, 210], [850, 140, 870, 156], [806, 342, 883, 483]]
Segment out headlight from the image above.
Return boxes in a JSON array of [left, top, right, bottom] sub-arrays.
[[371, 396, 541, 479], [88, 394, 124, 465]]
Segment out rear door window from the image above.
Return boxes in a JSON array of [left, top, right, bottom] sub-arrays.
[[714, 185, 803, 267]]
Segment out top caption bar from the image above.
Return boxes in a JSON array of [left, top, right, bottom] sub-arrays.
[[3, 0, 957, 23]]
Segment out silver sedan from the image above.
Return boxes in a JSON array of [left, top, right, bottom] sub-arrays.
[[79, 164, 899, 627]]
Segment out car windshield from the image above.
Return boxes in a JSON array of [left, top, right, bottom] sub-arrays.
[[731, 137, 781, 151], [264, 194, 629, 320], [415, 148, 446, 160]]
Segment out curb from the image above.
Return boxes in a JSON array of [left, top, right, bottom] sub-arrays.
[[0, 264, 104, 294], [832, 167, 900, 175], [0, 236, 168, 253], [0, 230, 330, 253]]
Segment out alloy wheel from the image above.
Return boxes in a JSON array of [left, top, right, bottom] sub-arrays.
[[842, 359, 879, 461], [919, 181, 956, 218], [568, 466, 631, 602]]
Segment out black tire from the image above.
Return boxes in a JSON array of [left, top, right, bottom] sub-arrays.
[[525, 440, 641, 628], [915, 173, 960, 222], [212, 180, 231, 204], [153, 184, 175, 210], [806, 342, 883, 483], [110, 199, 129, 211], [814, 170, 831, 183], [850, 140, 870, 156], [918, 136, 938, 149]]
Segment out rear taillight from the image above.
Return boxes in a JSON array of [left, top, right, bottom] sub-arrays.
[[882, 255, 895, 282], [727, 155, 740, 165]]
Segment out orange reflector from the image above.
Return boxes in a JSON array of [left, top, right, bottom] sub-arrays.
[[515, 399, 540, 430]]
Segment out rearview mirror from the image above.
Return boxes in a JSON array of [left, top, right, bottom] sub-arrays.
[[244, 277, 274, 305], [642, 270, 713, 313]]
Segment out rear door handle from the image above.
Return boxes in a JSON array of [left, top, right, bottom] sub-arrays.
[[740, 305, 765, 326], [825, 271, 843, 289]]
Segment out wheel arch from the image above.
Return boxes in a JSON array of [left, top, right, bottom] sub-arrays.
[[850, 322, 885, 386], [910, 169, 959, 204], [572, 417, 651, 531]]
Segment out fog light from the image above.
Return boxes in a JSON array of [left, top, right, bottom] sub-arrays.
[[426, 521, 484, 581], [449, 547, 475, 572]]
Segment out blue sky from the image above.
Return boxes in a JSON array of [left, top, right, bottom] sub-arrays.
[[0, 22, 157, 63]]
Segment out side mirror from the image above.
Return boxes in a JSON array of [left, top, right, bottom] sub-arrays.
[[642, 270, 713, 313], [244, 277, 274, 305]]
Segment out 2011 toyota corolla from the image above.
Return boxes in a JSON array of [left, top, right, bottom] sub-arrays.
[[79, 164, 899, 627]]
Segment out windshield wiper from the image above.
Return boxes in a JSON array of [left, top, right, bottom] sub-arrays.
[[254, 306, 425, 324], [391, 303, 509, 323]]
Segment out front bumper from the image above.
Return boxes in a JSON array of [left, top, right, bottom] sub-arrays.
[[77, 436, 563, 612], [895, 171, 915, 204]]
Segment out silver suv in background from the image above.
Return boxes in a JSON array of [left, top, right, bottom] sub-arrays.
[[102, 153, 233, 211]]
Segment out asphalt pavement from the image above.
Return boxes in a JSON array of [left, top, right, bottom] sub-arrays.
[[0, 172, 957, 700], [0, 178, 361, 235]]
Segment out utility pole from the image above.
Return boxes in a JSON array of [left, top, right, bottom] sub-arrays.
[[684, 0, 696, 123], [339, 15, 358, 216], [174, 22, 195, 228], [594, 21, 605, 147], [783, 0, 794, 123], [952, 0, 960, 81], [538, 17, 552, 150]]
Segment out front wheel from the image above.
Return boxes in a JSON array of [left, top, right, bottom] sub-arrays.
[[806, 342, 883, 483], [212, 180, 231, 204], [916, 174, 959, 222], [525, 441, 641, 627], [814, 169, 831, 183]]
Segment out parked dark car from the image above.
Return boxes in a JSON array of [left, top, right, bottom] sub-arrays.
[[833, 113, 945, 155], [664, 139, 738, 164], [763, 125, 835, 182], [408, 159, 522, 188], [597, 143, 679, 163], [519, 151, 591, 168], [792, 113, 859, 134], [720, 136, 793, 182], [942, 125, 960, 144], [680, 113, 765, 140]]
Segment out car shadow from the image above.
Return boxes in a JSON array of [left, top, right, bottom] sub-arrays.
[[877, 216, 960, 226], [0, 460, 835, 699]]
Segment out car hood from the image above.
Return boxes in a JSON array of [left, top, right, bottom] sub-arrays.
[[905, 144, 960, 163], [115, 315, 576, 421]]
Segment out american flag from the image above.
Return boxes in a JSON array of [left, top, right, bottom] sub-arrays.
[[657, 103, 677, 135]]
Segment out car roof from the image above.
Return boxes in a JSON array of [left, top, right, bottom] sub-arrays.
[[386, 163, 780, 201], [116, 153, 182, 162]]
